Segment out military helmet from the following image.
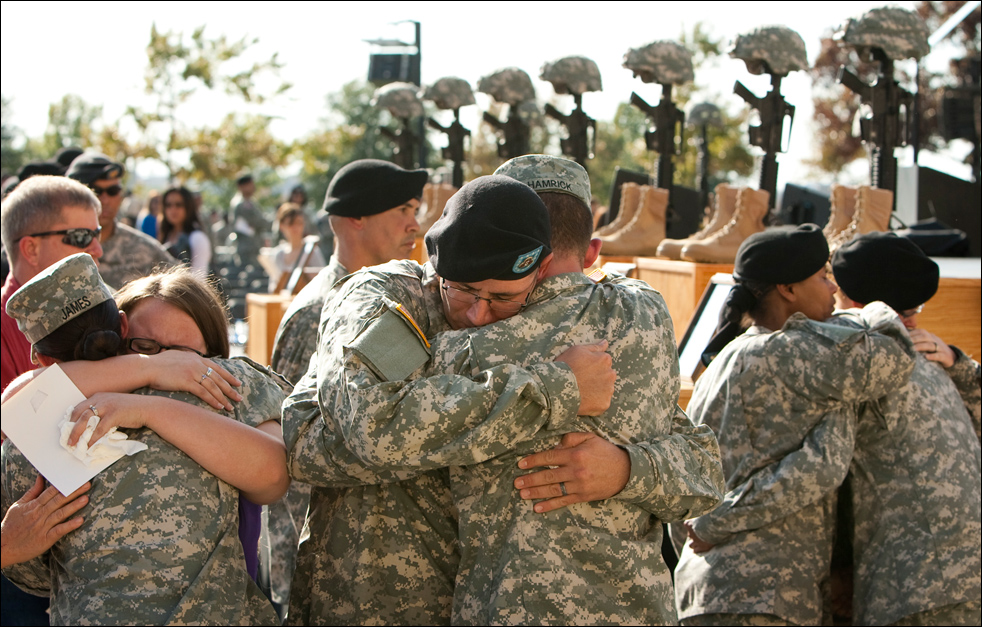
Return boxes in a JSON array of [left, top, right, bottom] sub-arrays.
[[424, 77, 476, 110], [372, 82, 424, 118], [838, 7, 930, 61], [731, 26, 808, 75], [686, 102, 723, 128], [540, 56, 603, 95], [477, 67, 536, 106], [622, 41, 694, 85]]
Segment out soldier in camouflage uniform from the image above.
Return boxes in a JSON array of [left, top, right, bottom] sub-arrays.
[[2, 254, 289, 625], [674, 226, 916, 626], [285, 169, 724, 624], [267, 159, 426, 615], [831, 232, 981, 626], [65, 153, 175, 289]]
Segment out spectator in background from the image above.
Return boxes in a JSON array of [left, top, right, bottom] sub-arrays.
[[230, 171, 266, 262], [159, 185, 212, 278], [266, 202, 325, 293], [66, 153, 175, 288], [137, 190, 161, 239]]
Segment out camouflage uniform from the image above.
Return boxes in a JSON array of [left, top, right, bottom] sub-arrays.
[[230, 194, 266, 259], [674, 304, 916, 626], [1, 357, 286, 626], [847, 342, 981, 625], [98, 222, 176, 289], [285, 260, 724, 625], [265, 257, 347, 611]]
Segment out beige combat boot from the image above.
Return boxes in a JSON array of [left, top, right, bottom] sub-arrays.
[[599, 185, 668, 256], [828, 186, 893, 251], [657, 183, 738, 259], [595, 182, 642, 237], [680, 187, 769, 263], [418, 183, 458, 234], [823, 184, 858, 244]]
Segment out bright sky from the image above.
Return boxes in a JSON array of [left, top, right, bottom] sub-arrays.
[[2, 1, 971, 185]]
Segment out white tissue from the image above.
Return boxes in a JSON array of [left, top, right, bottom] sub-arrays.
[[58, 407, 148, 467]]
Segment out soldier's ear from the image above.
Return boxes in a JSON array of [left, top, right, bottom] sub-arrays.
[[119, 310, 129, 341], [583, 238, 602, 269], [18, 235, 41, 268], [775, 283, 797, 303]]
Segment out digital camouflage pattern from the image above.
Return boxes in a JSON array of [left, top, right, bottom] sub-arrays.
[[1, 357, 287, 626], [270, 258, 349, 386], [539, 56, 603, 95], [424, 77, 476, 111], [477, 68, 536, 106], [623, 40, 694, 85], [6, 253, 113, 345], [373, 82, 424, 119], [266, 257, 348, 609], [493, 154, 592, 208], [687, 102, 723, 128], [838, 6, 930, 61], [730, 26, 808, 76], [97, 222, 176, 289], [846, 341, 981, 625], [674, 304, 916, 626]]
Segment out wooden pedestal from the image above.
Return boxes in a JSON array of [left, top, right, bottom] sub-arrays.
[[920, 259, 981, 358], [245, 293, 293, 366], [631, 258, 734, 342]]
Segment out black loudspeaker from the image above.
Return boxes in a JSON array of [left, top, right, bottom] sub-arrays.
[[779, 183, 831, 227], [368, 54, 420, 86]]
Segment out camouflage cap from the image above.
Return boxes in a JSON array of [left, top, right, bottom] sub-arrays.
[[494, 155, 591, 208], [373, 82, 424, 118], [540, 56, 603, 95], [424, 77, 476, 110], [623, 41, 694, 85], [687, 102, 723, 128], [731, 26, 808, 75], [838, 7, 930, 61], [477, 68, 536, 106], [6, 253, 114, 345]]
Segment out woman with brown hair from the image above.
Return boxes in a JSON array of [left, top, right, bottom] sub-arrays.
[[159, 186, 211, 277]]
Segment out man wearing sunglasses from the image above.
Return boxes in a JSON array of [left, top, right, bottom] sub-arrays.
[[0, 174, 106, 625], [66, 153, 174, 289]]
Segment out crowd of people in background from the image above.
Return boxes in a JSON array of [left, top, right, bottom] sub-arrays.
[[0, 148, 979, 627]]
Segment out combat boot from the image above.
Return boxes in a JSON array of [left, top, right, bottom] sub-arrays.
[[595, 182, 641, 237], [599, 185, 668, 256], [657, 183, 737, 259], [680, 187, 769, 263], [418, 183, 458, 234], [828, 186, 893, 251], [823, 184, 857, 243]]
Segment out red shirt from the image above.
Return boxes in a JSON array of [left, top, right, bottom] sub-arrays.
[[1, 274, 36, 392]]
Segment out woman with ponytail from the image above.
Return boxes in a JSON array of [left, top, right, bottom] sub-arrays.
[[672, 225, 918, 627], [1, 254, 287, 625]]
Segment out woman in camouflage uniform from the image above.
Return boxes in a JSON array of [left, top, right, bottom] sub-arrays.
[[2, 256, 287, 625]]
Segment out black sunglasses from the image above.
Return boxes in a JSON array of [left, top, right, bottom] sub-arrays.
[[17, 227, 102, 249], [90, 184, 123, 197]]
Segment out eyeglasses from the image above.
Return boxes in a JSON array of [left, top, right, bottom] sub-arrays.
[[90, 184, 122, 197], [441, 280, 532, 314], [127, 337, 207, 358], [899, 305, 924, 319], [16, 227, 102, 249]]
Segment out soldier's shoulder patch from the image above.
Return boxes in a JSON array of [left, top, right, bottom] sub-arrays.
[[347, 302, 431, 381]]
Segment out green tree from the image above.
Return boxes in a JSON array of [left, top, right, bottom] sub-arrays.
[[128, 23, 291, 182]]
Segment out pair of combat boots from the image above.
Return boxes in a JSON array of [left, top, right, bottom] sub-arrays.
[[656, 183, 770, 264], [824, 184, 893, 250], [417, 183, 459, 234], [597, 183, 669, 256]]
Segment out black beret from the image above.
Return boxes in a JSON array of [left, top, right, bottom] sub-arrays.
[[734, 224, 829, 285], [65, 152, 124, 185], [53, 147, 84, 169], [323, 159, 427, 218], [18, 161, 64, 180], [425, 175, 552, 282], [832, 231, 938, 311]]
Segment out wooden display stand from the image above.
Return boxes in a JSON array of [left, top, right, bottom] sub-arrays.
[[245, 293, 293, 366], [411, 237, 428, 264], [920, 259, 981, 359]]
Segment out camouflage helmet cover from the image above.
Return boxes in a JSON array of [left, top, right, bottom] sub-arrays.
[[540, 56, 603, 95], [730, 26, 808, 75], [372, 82, 424, 118], [838, 6, 930, 61], [622, 40, 694, 85], [687, 102, 724, 128], [424, 77, 476, 110], [477, 67, 536, 106]]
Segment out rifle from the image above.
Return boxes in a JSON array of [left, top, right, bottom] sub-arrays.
[[428, 111, 469, 188], [483, 110, 530, 159], [544, 94, 596, 168], [733, 75, 795, 209], [630, 87, 684, 191]]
